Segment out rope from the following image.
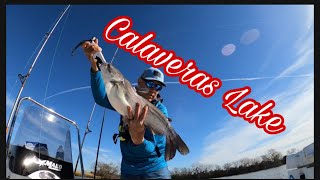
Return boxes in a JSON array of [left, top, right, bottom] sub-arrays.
[[110, 46, 119, 64], [43, 6, 71, 105]]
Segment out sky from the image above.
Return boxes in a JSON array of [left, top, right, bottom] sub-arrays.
[[6, 5, 314, 173]]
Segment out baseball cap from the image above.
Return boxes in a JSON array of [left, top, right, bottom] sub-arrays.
[[140, 67, 166, 86]]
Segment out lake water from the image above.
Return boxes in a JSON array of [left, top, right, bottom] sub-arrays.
[[213, 165, 288, 179]]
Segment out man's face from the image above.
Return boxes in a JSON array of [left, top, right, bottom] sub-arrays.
[[137, 78, 163, 102]]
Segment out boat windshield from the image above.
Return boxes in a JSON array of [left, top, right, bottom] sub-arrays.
[[9, 103, 73, 163]]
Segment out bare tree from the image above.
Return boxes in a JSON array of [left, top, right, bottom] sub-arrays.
[[191, 163, 201, 175], [171, 167, 179, 175], [180, 167, 191, 176], [214, 164, 222, 171], [248, 157, 259, 166], [261, 154, 270, 162], [287, 148, 297, 155], [267, 149, 283, 162], [92, 162, 120, 179], [223, 163, 232, 170], [239, 158, 251, 167], [231, 160, 240, 168]]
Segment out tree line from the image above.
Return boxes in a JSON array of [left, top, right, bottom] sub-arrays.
[[171, 148, 292, 179], [81, 148, 296, 179]]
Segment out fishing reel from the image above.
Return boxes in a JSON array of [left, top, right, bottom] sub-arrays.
[[71, 36, 108, 66]]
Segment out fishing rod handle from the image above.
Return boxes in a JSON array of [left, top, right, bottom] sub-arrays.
[[93, 51, 107, 64], [89, 37, 107, 64]]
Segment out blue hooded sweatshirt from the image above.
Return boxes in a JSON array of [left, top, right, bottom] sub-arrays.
[[90, 70, 168, 176]]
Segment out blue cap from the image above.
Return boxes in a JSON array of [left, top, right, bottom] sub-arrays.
[[140, 67, 166, 86]]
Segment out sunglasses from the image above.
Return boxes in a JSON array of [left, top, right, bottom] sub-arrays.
[[144, 80, 163, 91]]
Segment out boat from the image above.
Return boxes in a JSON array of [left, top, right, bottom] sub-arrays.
[[286, 142, 314, 179]]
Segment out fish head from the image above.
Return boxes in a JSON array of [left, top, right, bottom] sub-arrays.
[[101, 63, 130, 91], [100, 62, 127, 100], [101, 63, 125, 83]]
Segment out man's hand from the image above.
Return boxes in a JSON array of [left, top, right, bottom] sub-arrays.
[[81, 38, 102, 73], [127, 103, 148, 145]]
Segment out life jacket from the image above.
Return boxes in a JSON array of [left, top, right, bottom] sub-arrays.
[[112, 98, 170, 158], [112, 115, 130, 144]]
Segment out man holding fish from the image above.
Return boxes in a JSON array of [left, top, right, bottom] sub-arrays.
[[81, 38, 189, 179]]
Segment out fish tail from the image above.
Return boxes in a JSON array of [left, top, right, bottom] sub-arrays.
[[165, 135, 176, 161], [172, 130, 190, 155], [165, 129, 190, 161]]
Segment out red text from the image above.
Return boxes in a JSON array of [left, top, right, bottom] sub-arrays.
[[103, 16, 222, 98], [222, 86, 286, 135]]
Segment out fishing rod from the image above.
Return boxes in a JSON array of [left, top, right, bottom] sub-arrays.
[[74, 103, 96, 174], [94, 108, 107, 179], [6, 4, 71, 135], [72, 36, 120, 178]]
